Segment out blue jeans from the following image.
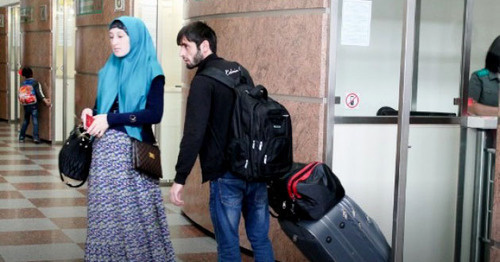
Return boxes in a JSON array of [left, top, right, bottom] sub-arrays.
[[19, 105, 39, 140], [209, 172, 274, 262]]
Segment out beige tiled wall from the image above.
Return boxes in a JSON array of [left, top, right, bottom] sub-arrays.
[[181, 2, 331, 261]]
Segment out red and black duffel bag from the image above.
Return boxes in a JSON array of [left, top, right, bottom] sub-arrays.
[[268, 161, 345, 221]]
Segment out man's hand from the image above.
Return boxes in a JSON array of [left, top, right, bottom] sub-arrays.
[[169, 182, 185, 206]]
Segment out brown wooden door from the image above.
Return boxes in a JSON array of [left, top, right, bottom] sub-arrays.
[[20, 1, 52, 141], [0, 8, 8, 120]]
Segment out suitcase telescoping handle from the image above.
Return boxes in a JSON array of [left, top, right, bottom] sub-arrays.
[[287, 161, 321, 199]]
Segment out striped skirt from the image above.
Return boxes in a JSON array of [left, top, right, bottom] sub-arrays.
[[85, 129, 175, 261]]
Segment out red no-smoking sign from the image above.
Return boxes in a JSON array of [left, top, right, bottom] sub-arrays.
[[345, 93, 360, 109]]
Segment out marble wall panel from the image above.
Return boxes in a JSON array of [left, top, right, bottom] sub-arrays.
[[0, 8, 7, 120], [0, 7, 9, 120], [0, 64, 7, 92], [207, 14, 328, 98], [492, 196, 500, 241], [19, 0, 53, 141], [75, 26, 110, 73], [20, 0, 51, 32], [22, 32, 52, 67], [32, 68, 51, 97], [75, 73, 97, 116], [75, 0, 131, 27], [0, 91, 6, 120], [0, 6, 6, 115], [490, 246, 500, 262], [34, 68, 51, 140], [185, 0, 328, 18], [0, 35, 7, 64], [281, 99, 324, 162], [0, 8, 7, 35]]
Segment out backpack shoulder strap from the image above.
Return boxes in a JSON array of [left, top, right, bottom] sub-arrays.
[[198, 67, 239, 88]]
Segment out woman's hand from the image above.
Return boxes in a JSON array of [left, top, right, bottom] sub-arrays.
[[87, 114, 109, 138], [80, 108, 93, 129]]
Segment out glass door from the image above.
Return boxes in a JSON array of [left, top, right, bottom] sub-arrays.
[[135, 0, 184, 182], [331, 0, 465, 261], [55, 0, 76, 142], [8, 5, 20, 123]]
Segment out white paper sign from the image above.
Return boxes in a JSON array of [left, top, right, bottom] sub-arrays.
[[341, 0, 372, 46]]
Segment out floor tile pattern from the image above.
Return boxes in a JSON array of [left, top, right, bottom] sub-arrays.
[[0, 121, 253, 262]]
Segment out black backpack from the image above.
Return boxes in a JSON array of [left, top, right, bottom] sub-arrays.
[[200, 65, 293, 181]]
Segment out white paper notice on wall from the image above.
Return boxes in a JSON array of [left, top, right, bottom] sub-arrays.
[[341, 0, 372, 46]]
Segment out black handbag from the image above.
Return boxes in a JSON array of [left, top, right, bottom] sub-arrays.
[[58, 125, 94, 187], [131, 139, 162, 179]]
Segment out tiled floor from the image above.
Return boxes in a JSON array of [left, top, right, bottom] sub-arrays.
[[0, 121, 253, 262]]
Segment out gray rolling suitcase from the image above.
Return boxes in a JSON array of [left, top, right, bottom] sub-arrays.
[[279, 195, 391, 262]]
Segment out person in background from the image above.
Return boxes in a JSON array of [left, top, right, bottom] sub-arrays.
[[18, 67, 51, 144], [170, 21, 275, 261], [468, 35, 500, 116], [80, 16, 175, 261]]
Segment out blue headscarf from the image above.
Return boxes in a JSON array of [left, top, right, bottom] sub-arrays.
[[96, 16, 163, 141]]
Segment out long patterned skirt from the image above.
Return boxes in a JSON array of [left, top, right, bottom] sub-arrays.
[[85, 129, 175, 261]]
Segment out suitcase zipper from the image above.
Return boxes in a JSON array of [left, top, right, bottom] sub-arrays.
[[287, 162, 319, 199]]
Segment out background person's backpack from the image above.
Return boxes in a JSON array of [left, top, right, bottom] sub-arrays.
[[18, 79, 38, 105], [200, 65, 293, 181]]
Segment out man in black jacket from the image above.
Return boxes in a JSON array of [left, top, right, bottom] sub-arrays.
[[170, 21, 274, 261]]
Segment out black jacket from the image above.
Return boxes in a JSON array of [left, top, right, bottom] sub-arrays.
[[175, 54, 251, 184]]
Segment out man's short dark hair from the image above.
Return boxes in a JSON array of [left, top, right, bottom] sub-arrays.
[[485, 35, 500, 73], [21, 67, 33, 78], [176, 21, 217, 54]]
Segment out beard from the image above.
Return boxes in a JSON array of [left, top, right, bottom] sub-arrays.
[[186, 49, 204, 69]]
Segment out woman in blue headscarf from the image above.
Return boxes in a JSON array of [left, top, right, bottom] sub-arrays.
[[80, 16, 175, 261]]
